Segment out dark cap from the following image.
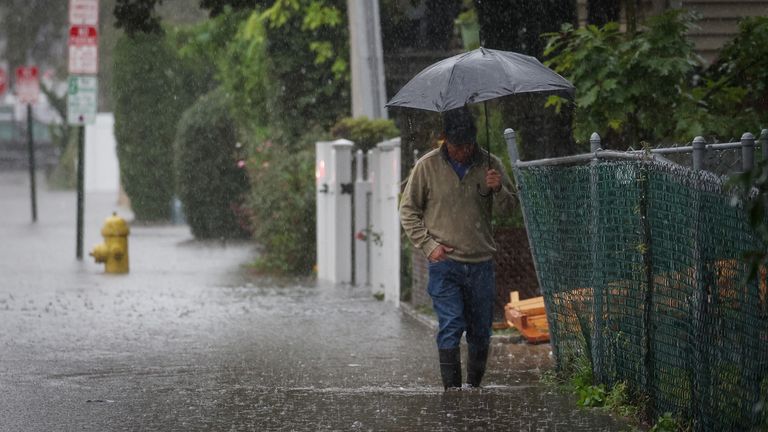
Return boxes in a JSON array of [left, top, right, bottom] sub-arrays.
[[442, 106, 477, 146]]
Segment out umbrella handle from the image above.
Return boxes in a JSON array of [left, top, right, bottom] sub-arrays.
[[484, 101, 491, 168]]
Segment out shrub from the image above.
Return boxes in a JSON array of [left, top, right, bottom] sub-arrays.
[[705, 16, 768, 138], [174, 88, 250, 239], [545, 11, 768, 149], [544, 10, 701, 149], [330, 116, 400, 151], [248, 141, 317, 274], [113, 32, 194, 221]]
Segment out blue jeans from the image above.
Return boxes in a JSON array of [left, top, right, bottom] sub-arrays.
[[427, 259, 495, 350]]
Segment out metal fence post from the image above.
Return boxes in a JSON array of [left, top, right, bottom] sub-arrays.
[[637, 156, 656, 417], [590, 132, 602, 153], [742, 132, 755, 172], [690, 133, 710, 426], [505, 127, 562, 369], [760, 129, 768, 162], [505, 128, 519, 164], [692, 136, 706, 172], [589, 132, 605, 384]]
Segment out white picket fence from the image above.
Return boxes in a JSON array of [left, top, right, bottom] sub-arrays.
[[315, 137, 401, 306]]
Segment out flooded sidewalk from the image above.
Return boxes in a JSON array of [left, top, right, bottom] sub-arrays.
[[0, 170, 628, 431]]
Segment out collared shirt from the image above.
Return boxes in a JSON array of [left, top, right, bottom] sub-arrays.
[[399, 145, 517, 263], [446, 149, 470, 180]]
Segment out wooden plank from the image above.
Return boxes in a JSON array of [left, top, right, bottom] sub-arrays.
[[492, 321, 510, 330], [505, 291, 550, 343], [510, 291, 519, 305], [505, 308, 550, 343], [514, 298, 545, 308], [518, 325, 550, 343], [508, 291, 545, 308], [509, 305, 546, 316]]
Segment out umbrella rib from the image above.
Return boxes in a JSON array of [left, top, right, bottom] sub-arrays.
[[441, 50, 478, 111]]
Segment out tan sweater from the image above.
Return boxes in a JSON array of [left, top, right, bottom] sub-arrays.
[[399, 145, 517, 263]]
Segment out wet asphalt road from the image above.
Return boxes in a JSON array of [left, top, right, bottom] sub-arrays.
[[0, 171, 628, 431]]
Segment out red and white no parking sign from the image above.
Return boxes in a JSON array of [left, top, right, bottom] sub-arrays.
[[15, 66, 39, 104], [69, 25, 99, 75], [69, 0, 99, 25], [0, 68, 7, 96]]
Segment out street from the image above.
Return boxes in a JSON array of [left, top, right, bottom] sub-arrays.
[[0, 170, 627, 431]]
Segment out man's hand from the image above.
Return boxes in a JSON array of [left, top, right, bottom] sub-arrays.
[[428, 244, 454, 262], [486, 169, 502, 193]]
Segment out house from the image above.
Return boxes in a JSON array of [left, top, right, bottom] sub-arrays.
[[576, 0, 768, 64]]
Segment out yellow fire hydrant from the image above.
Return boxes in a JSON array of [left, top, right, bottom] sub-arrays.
[[90, 212, 130, 274]]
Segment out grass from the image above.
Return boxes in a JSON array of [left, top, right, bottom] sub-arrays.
[[538, 354, 690, 431], [414, 304, 435, 316], [492, 326, 520, 336]]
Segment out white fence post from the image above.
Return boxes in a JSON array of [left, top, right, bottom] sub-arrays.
[[354, 149, 372, 286], [315, 139, 354, 284], [368, 148, 381, 292], [370, 137, 401, 305], [315, 140, 333, 282]]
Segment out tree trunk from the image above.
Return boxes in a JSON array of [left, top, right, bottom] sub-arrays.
[[625, 0, 638, 35], [475, 0, 577, 161], [425, 0, 462, 49], [588, 0, 621, 26]]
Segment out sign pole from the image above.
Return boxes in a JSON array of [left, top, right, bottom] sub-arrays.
[[26, 103, 37, 222], [76, 125, 85, 260], [69, 0, 99, 260]]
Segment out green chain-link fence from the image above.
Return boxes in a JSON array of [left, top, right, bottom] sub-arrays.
[[512, 146, 767, 430]]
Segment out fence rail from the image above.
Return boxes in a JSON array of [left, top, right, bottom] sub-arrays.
[[505, 128, 768, 431]]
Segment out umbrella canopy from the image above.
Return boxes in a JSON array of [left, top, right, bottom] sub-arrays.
[[386, 47, 574, 113]]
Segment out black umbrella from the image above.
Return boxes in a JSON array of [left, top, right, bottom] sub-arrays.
[[386, 47, 574, 167]]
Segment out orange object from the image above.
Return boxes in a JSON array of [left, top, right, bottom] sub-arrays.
[[504, 291, 550, 343]]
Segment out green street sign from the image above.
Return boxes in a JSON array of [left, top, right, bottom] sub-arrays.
[[67, 75, 97, 125]]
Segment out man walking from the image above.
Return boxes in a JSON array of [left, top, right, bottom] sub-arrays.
[[399, 106, 517, 390]]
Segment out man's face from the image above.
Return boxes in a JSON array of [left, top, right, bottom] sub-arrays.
[[446, 141, 475, 164]]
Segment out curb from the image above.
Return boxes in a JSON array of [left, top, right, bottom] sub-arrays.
[[400, 302, 438, 330], [400, 302, 523, 344]]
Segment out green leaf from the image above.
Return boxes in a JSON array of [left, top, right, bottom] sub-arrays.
[[544, 95, 564, 113], [578, 86, 599, 108]]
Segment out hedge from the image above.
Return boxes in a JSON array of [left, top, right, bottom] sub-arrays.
[[112, 32, 187, 221], [174, 89, 250, 239]]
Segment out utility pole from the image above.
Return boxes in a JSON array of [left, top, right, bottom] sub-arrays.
[[347, 0, 388, 119]]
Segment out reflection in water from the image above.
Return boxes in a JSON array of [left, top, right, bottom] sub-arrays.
[[134, 382, 624, 431]]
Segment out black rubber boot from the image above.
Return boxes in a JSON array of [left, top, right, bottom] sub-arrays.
[[467, 345, 489, 388], [438, 347, 462, 390]]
